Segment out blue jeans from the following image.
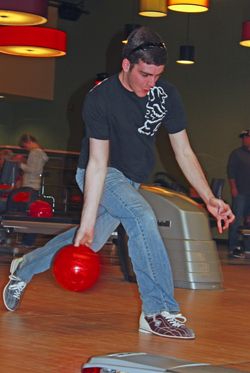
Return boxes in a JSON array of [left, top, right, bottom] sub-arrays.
[[16, 167, 179, 315], [228, 194, 250, 250]]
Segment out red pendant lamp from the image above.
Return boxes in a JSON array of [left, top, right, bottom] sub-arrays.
[[0, 0, 48, 26], [240, 20, 250, 47], [0, 26, 66, 57]]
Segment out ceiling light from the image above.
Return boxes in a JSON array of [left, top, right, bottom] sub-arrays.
[[176, 45, 195, 64], [139, 0, 167, 17], [0, 0, 48, 26], [168, 0, 209, 13], [240, 20, 250, 47], [0, 26, 66, 57]]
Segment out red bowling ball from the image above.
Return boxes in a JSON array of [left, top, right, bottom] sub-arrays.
[[53, 244, 101, 292], [28, 199, 53, 218]]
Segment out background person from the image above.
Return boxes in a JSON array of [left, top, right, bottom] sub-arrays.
[[18, 134, 49, 193], [3, 27, 234, 340], [17, 134, 49, 247], [0, 149, 23, 213], [227, 129, 250, 258]]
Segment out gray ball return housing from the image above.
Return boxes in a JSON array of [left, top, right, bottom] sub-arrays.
[[118, 185, 223, 290], [82, 352, 242, 372]]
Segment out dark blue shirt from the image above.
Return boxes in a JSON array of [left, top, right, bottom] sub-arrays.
[[78, 74, 187, 183], [227, 146, 250, 195]]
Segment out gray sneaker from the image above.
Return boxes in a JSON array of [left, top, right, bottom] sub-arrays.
[[139, 311, 195, 339], [3, 257, 27, 312]]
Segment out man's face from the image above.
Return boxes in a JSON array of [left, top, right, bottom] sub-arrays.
[[122, 59, 165, 97], [242, 135, 250, 148], [21, 141, 32, 151]]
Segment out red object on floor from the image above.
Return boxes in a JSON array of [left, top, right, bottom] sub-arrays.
[[53, 244, 101, 292]]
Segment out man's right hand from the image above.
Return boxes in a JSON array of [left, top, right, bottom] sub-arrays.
[[74, 226, 94, 248]]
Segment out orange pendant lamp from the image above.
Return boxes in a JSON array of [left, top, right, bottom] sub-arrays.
[[0, 0, 48, 26], [139, 0, 167, 17], [0, 26, 66, 57], [168, 0, 209, 13]]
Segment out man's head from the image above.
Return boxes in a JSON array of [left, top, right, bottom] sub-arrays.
[[239, 129, 250, 148], [121, 27, 167, 97], [122, 26, 167, 66], [18, 133, 38, 150]]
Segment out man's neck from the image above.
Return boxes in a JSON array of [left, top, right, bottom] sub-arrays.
[[119, 71, 133, 92]]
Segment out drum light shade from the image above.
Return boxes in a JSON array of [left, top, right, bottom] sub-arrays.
[[0, 0, 48, 26], [139, 0, 167, 17], [176, 45, 195, 64], [168, 0, 209, 13], [0, 26, 66, 57], [240, 20, 250, 47]]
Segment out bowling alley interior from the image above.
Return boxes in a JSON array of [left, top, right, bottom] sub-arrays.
[[1, 0, 250, 372]]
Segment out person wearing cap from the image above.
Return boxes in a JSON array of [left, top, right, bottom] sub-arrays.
[[3, 26, 234, 340], [227, 129, 250, 258]]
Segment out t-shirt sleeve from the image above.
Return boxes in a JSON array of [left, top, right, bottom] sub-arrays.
[[82, 89, 110, 140], [162, 84, 187, 134]]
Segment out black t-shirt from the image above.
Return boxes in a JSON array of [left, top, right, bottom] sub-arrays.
[[227, 146, 250, 195], [78, 74, 187, 183]]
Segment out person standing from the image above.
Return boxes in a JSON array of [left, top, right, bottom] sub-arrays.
[[17, 134, 49, 247], [18, 134, 49, 192], [227, 129, 250, 258], [3, 27, 234, 340]]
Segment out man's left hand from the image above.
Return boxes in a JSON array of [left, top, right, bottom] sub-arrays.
[[206, 197, 235, 234]]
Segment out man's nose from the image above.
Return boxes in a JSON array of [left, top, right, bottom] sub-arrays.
[[147, 76, 157, 88]]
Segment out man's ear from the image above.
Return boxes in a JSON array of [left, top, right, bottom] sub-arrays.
[[122, 58, 130, 73]]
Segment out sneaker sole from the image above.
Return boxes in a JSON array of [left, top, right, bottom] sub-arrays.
[[138, 327, 195, 340], [3, 283, 15, 312]]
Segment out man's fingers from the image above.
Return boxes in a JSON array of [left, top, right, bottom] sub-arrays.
[[217, 219, 222, 234]]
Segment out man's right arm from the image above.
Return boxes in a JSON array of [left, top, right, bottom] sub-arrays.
[[74, 138, 109, 247], [228, 178, 238, 198], [227, 152, 238, 197]]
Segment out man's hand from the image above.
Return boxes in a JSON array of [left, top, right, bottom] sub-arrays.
[[74, 226, 94, 248], [206, 197, 235, 234]]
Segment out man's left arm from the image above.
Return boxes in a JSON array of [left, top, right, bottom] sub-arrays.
[[169, 130, 234, 233]]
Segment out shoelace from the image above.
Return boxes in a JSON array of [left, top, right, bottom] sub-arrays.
[[9, 275, 26, 300], [161, 311, 187, 327]]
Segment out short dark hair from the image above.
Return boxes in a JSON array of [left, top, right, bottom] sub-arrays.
[[18, 133, 38, 148], [239, 129, 250, 138], [122, 26, 167, 66]]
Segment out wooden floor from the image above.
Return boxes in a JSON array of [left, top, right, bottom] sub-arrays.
[[0, 241, 250, 373]]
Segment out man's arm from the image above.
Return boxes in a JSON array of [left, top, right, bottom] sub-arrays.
[[20, 152, 37, 173], [227, 152, 238, 198], [74, 138, 109, 247], [169, 130, 234, 233], [228, 178, 238, 198]]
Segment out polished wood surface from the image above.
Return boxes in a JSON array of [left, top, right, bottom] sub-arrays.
[[0, 244, 250, 373]]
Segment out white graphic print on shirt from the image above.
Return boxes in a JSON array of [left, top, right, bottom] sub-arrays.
[[138, 86, 168, 136]]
